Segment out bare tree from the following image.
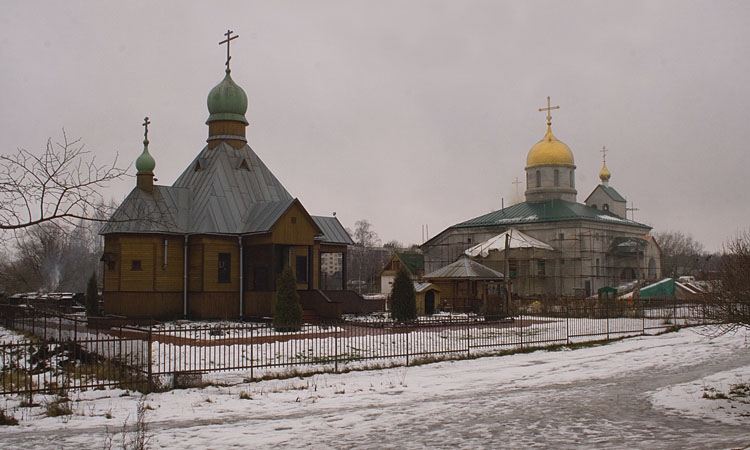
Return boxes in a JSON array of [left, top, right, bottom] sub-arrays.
[[0, 220, 102, 293], [704, 230, 750, 334], [346, 219, 391, 293], [0, 131, 127, 231], [653, 230, 706, 277]]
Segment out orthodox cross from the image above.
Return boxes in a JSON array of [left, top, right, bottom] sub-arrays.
[[142, 116, 151, 143], [626, 202, 640, 221], [601, 146, 608, 164], [219, 29, 239, 72], [512, 177, 522, 195], [538, 96, 560, 126]]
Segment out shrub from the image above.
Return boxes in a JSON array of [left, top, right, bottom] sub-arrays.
[[273, 266, 303, 332], [390, 267, 416, 322], [0, 409, 18, 426]]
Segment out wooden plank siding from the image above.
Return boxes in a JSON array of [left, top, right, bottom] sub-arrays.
[[102, 197, 331, 319], [270, 201, 320, 245]]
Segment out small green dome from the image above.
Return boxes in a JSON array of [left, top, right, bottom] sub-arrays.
[[135, 141, 156, 173], [206, 71, 249, 125]]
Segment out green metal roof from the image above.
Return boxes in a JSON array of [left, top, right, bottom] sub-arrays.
[[396, 252, 424, 275], [454, 199, 650, 230], [599, 185, 626, 202]]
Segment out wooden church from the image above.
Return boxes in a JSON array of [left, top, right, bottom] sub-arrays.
[[100, 32, 357, 320]]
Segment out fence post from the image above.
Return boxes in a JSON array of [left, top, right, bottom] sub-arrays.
[[250, 324, 254, 382], [519, 314, 523, 349], [466, 319, 470, 358], [606, 301, 610, 340], [566, 306, 570, 345], [147, 327, 153, 393], [407, 326, 411, 366], [334, 323, 339, 373], [641, 301, 645, 335]]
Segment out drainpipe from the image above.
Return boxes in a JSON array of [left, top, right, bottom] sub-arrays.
[[183, 235, 188, 318], [239, 235, 244, 320]]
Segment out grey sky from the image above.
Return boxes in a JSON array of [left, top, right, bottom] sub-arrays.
[[2, 1, 748, 251]]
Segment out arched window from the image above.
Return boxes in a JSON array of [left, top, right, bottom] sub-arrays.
[[591, 204, 597, 209], [536, 170, 541, 188], [603, 204, 609, 211], [570, 170, 574, 188], [554, 169, 560, 186]]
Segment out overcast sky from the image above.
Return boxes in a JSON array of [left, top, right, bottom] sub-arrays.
[[2, 1, 749, 252]]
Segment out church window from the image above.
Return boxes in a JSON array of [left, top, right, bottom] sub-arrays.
[[592, 204, 597, 209], [131, 260, 142, 271], [595, 258, 600, 277], [509, 260, 517, 278], [554, 169, 560, 186], [559, 233, 565, 241], [218, 253, 231, 283], [467, 237, 472, 244], [296, 255, 308, 283], [570, 171, 574, 188], [603, 204, 609, 211], [536, 170, 541, 188], [537, 260, 546, 276], [291, 216, 297, 224]]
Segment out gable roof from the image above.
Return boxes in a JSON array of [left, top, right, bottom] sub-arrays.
[[584, 184, 626, 204], [312, 216, 354, 245], [396, 252, 424, 274]]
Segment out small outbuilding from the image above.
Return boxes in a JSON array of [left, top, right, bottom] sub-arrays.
[[424, 256, 505, 315]]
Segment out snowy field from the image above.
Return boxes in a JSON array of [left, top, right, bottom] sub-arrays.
[[1, 326, 748, 449]]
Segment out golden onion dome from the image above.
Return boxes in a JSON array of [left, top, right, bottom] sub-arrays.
[[526, 126, 575, 168], [599, 161, 611, 182]]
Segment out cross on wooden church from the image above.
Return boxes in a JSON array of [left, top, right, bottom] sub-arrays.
[[601, 146, 608, 163], [142, 116, 151, 143], [538, 96, 560, 125], [219, 29, 239, 72]]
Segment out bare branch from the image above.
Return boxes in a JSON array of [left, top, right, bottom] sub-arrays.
[[0, 131, 130, 232]]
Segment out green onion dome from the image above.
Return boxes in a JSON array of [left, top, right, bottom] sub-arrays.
[[206, 71, 249, 125], [135, 139, 156, 173]]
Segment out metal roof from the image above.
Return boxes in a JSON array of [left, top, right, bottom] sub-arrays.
[[584, 184, 627, 204], [99, 185, 191, 234], [102, 141, 330, 237], [413, 281, 439, 293], [396, 252, 424, 274], [424, 256, 504, 280], [312, 216, 354, 245], [464, 228, 554, 257], [453, 199, 649, 230]]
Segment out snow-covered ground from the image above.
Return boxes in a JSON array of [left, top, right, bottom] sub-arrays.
[[1, 326, 748, 449]]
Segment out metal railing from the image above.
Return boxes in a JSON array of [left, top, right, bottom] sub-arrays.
[[0, 300, 711, 396]]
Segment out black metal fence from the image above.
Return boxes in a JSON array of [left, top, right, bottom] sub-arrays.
[[1, 300, 712, 396]]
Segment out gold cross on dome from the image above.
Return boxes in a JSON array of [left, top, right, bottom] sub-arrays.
[[538, 96, 560, 126], [219, 29, 239, 72], [601, 146, 608, 163], [142, 116, 151, 142]]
